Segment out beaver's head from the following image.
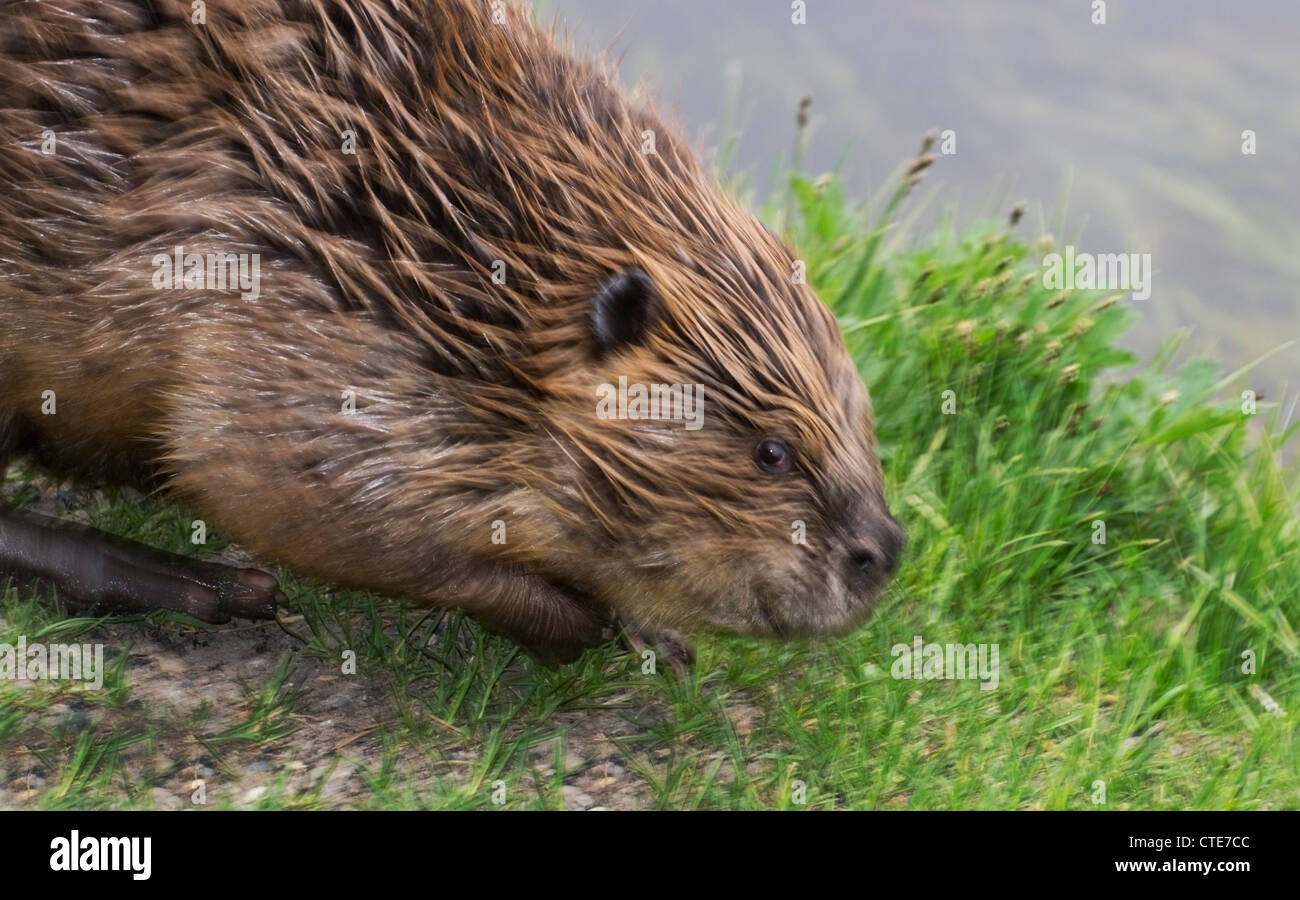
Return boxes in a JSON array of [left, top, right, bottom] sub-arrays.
[[517, 216, 904, 639]]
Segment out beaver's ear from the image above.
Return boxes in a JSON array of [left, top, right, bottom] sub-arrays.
[[589, 267, 662, 357]]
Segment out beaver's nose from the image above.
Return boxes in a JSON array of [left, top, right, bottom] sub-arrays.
[[850, 515, 905, 579]]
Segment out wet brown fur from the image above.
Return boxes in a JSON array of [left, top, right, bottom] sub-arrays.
[[0, 0, 901, 661]]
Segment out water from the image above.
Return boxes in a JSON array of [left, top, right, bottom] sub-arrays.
[[544, 0, 1299, 399]]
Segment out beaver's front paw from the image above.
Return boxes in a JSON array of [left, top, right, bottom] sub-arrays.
[[620, 624, 695, 676]]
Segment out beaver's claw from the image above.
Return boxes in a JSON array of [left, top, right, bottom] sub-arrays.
[[621, 623, 695, 676]]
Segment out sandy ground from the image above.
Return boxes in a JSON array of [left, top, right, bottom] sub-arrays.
[[3, 616, 667, 809], [2, 471, 673, 810]]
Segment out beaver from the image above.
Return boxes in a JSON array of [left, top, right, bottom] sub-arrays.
[[0, 0, 903, 664]]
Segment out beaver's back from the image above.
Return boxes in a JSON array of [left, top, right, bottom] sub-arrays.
[[0, 0, 521, 480]]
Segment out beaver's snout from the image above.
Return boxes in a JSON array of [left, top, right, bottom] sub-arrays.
[[730, 503, 904, 641], [848, 512, 905, 583]]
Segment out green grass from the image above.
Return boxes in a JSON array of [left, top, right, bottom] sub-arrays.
[[2, 145, 1297, 810]]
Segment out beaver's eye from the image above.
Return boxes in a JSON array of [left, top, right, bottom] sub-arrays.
[[754, 438, 793, 474]]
